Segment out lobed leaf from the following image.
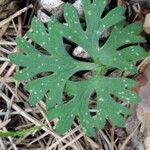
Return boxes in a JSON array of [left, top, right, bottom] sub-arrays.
[[9, 0, 147, 136]]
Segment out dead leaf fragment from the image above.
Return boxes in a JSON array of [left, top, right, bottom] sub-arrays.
[[136, 64, 150, 149], [136, 65, 150, 131]]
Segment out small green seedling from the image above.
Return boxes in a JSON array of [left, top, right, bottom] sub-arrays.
[[0, 125, 42, 138], [9, 0, 148, 136]]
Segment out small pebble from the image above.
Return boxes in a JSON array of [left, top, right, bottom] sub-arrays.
[[144, 14, 150, 34], [38, 0, 83, 22], [144, 136, 150, 148], [37, 9, 50, 23], [73, 46, 90, 58]]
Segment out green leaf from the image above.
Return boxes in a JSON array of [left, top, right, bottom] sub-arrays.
[[9, 0, 147, 136], [0, 125, 42, 138]]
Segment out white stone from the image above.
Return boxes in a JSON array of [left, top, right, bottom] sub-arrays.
[[144, 137, 150, 148], [40, 0, 63, 11], [37, 9, 50, 23], [73, 0, 83, 16], [144, 13, 150, 34], [38, 0, 83, 22], [73, 46, 90, 58]]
